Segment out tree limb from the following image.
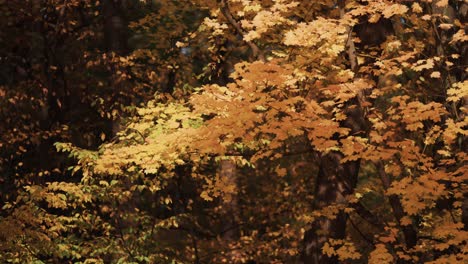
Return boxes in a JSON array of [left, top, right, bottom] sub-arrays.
[[376, 161, 418, 248], [218, 0, 265, 62]]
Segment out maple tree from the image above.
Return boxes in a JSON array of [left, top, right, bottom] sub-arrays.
[[1, 0, 467, 263]]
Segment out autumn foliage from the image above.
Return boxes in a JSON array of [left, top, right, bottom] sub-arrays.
[[1, 0, 467, 263]]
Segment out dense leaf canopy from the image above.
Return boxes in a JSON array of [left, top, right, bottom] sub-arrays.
[[0, 0, 467, 263]]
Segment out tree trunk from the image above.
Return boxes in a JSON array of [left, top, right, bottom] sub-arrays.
[[302, 3, 365, 261], [102, 0, 128, 54], [301, 153, 360, 264], [102, 0, 129, 137], [301, 84, 365, 264], [376, 162, 418, 248], [219, 159, 239, 241]]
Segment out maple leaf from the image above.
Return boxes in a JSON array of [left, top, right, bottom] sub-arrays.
[[446, 81, 468, 102], [381, 4, 408, 18], [369, 244, 394, 264], [412, 3, 423, 13], [430, 71, 441, 78], [436, 0, 448, 8]]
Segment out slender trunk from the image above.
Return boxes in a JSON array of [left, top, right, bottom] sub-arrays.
[[219, 159, 238, 241], [102, 0, 128, 54], [301, 98, 364, 263], [302, 153, 360, 263], [38, 1, 66, 169], [302, 3, 364, 262], [102, 0, 129, 137], [376, 162, 418, 248]]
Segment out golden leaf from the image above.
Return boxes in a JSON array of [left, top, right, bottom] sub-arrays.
[[436, 0, 448, 8], [430, 71, 441, 78]]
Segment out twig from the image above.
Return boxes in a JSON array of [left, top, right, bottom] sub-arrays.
[[191, 233, 201, 264]]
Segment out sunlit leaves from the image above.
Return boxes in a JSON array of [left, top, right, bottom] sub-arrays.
[[284, 18, 347, 58], [2, 0, 468, 263], [447, 81, 468, 103], [369, 244, 394, 264], [322, 239, 361, 261], [388, 96, 446, 132], [91, 102, 204, 177]]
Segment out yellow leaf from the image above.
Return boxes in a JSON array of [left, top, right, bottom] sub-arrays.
[[382, 4, 408, 18], [412, 3, 423, 13], [422, 14, 432, 21], [436, 0, 448, 8], [430, 71, 441, 78], [369, 14, 381, 23], [447, 81, 468, 102], [439, 23, 453, 30], [200, 191, 213, 201]]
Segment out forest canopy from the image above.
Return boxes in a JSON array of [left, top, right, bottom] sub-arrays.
[[0, 0, 467, 263]]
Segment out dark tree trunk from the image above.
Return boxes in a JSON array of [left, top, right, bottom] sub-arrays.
[[301, 95, 365, 263], [376, 162, 418, 249], [219, 159, 239, 241], [301, 154, 361, 264], [102, 0, 129, 137], [102, 0, 128, 54]]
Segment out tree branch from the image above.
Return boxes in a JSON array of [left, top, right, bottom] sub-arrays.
[[218, 0, 265, 62], [348, 216, 375, 246], [351, 201, 386, 230], [339, 0, 357, 72], [376, 161, 418, 248]]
